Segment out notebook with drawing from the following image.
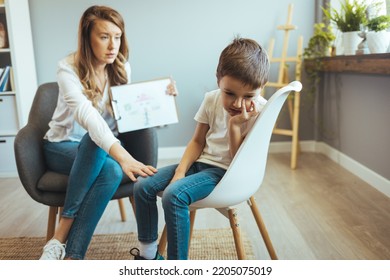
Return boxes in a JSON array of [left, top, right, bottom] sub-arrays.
[[110, 77, 178, 133]]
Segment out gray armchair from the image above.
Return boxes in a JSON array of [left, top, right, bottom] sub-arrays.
[[14, 82, 158, 240]]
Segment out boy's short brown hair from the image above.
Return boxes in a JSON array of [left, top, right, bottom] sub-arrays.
[[216, 37, 270, 90]]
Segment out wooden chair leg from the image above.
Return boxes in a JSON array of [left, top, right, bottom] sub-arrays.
[[291, 91, 301, 169], [117, 199, 127, 222], [188, 210, 196, 247], [228, 208, 246, 260], [46, 206, 58, 241], [158, 225, 167, 254], [249, 196, 278, 260]]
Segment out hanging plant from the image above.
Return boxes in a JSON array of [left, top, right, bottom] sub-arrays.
[[303, 23, 335, 103]]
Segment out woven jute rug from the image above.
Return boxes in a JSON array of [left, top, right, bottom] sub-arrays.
[[0, 228, 254, 260]]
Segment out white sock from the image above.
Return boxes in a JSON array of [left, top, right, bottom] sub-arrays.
[[139, 241, 158, 260]]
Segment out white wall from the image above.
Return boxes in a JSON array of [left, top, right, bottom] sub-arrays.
[[29, 0, 315, 147]]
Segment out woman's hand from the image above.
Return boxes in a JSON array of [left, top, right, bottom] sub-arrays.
[[109, 142, 157, 182], [166, 77, 178, 96], [121, 158, 157, 182]]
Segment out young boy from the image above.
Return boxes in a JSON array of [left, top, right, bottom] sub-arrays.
[[131, 37, 270, 260]]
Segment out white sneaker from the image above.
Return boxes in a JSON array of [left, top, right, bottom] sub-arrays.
[[39, 239, 66, 260]]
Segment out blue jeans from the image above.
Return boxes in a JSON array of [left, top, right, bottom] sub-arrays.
[[133, 162, 226, 260], [43, 133, 123, 259]]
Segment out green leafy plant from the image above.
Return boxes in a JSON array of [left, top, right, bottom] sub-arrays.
[[367, 15, 390, 31], [323, 0, 368, 32], [304, 23, 336, 59]]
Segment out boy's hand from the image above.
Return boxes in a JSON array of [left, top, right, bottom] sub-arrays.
[[230, 99, 259, 126], [169, 171, 185, 185]]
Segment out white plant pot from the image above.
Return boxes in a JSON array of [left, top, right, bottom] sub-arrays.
[[342, 31, 361, 55], [366, 31, 390, 54]]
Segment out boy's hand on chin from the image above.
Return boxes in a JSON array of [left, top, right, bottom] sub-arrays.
[[230, 100, 259, 125]]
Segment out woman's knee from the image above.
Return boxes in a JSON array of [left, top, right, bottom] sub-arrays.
[[101, 159, 123, 185], [79, 133, 107, 158]]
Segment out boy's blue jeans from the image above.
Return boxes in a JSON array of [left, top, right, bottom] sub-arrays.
[[43, 133, 123, 259], [133, 162, 226, 260]]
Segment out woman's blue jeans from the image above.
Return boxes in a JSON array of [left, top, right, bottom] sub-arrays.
[[133, 162, 226, 260], [43, 133, 123, 259]]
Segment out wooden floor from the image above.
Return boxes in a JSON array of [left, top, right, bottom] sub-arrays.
[[1, 152, 389, 260]]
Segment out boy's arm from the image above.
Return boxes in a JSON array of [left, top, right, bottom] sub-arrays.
[[228, 121, 243, 158], [170, 122, 209, 183], [228, 99, 259, 158]]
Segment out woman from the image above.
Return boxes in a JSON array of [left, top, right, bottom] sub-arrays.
[[40, 5, 176, 260]]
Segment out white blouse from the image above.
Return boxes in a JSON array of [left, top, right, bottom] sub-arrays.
[[44, 54, 131, 153]]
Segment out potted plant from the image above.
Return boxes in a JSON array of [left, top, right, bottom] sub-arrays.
[[366, 15, 390, 53], [323, 0, 368, 55], [304, 23, 336, 59]]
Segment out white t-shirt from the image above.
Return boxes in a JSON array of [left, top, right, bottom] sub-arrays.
[[194, 89, 267, 170], [44, 54, 131, 153]]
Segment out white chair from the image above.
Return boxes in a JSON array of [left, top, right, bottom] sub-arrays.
[[158, 81, 303, 260]]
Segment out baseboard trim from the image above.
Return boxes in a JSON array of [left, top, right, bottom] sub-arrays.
[[158, 140, 390, 198], [314, 142, 390, 198]]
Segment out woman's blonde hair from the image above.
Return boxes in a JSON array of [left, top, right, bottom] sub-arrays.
[[75, 5, 129, 109]]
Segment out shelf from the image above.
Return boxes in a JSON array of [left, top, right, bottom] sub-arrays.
[[304, 53, 390, 75], [0, 0, 37, 176]]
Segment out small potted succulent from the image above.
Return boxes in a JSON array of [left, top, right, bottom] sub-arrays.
[[366, 15, 390, 53]]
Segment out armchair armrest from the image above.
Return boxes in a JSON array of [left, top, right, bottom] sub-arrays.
[[14, 123, 47, 203]]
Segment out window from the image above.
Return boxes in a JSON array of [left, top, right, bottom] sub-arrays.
[[369, 0, 387, 16]]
